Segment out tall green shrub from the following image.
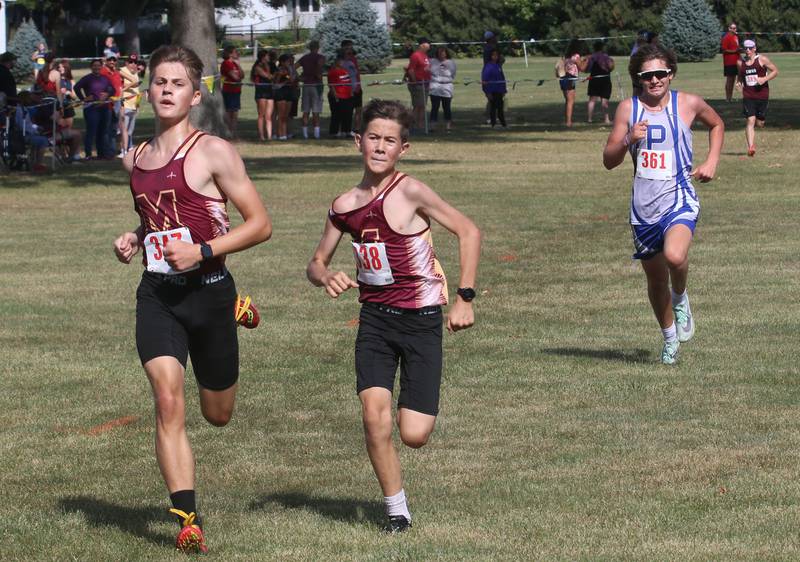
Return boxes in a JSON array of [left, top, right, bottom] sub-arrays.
[[8, 19, 47, 83], [312, 0, 392, 73], [661, 0, 720, 61]]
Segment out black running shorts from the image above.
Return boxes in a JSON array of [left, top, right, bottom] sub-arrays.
[[742, 98, 768, 121], [136, 270, 239, 390], [355, 302, 443, 416]]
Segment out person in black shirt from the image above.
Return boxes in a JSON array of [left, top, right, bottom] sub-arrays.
[[0, 52, 19, 107]]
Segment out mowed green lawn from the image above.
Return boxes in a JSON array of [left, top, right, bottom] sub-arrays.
[[1, 53, 799, 560]]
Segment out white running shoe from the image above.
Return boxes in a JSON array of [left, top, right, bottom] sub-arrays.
[[673, 300, 694, 343], [661, 340, 679, 365]]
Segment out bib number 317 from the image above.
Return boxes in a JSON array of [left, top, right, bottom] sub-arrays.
[[144, 226, 198, 275], [352, 242, 394, 286]]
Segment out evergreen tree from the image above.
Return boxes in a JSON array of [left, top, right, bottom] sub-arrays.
[[8, 19, 47, 83], [312, 0, 392, 73], [661, 0, 720, 61]]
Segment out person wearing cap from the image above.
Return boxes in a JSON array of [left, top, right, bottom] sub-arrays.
[[736, 39, 778, 157], [101, 55, 123, 157], [405, 37, 431, 131], [721, 22, 740, 102], [118, 55, 142, 156], [0, 52, 19, 107]]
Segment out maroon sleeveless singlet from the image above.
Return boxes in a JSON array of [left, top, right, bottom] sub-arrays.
[[130, 130, 230, 274], [328, 172, 448, 309]]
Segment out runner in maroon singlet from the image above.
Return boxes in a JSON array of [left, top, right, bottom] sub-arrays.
[[307, 99, 481, 533], [736, 39, 778, 157], [112, 45, 271, 554]]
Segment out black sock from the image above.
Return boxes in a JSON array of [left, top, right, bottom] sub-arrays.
[[170, 489, 198, 527]]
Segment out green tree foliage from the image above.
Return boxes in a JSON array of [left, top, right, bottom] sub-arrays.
[[661, 0, 720, 60], [8, 20, 47, 83], [312, 0, 392, 73], [714, 0, 800, 52]]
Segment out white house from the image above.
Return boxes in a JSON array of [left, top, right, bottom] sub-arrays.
[[216, 0, 394, 35]]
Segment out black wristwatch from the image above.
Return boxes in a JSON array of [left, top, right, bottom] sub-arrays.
[[456, 287, 476, 302], [199, 241, 214, 262]]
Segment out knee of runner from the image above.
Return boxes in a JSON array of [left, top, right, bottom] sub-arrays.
[[362, 406, 392, 435], [400, 428, 431, 449], [202, 409, 232, 427], [663, 247, 687, 269], [154, 393, 184, 424]]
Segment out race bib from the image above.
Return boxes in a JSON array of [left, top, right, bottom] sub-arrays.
[[745, 74, 759, 87], [636, 149, 673, 181], [144, 227, 198, 275], [352, 242, 394, 286]]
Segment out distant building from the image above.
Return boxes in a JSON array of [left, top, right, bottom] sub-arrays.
[[216, 0, 394, 35]]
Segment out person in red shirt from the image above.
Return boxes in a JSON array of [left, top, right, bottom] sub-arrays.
[[327, 50, 354, 138], [405, 38, 431, 131], [721, 22, 740, 102], [220, 45, 244, 138]]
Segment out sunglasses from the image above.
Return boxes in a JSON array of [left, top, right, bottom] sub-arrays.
[[638, 69, 671, 81]]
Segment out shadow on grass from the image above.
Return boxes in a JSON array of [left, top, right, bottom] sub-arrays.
[[249, 492, 384, 526], [58, 495, 172, 546], [542, 347, 650, 363]]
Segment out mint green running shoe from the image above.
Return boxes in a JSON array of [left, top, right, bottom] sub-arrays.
[[673, 300, 694, 343], [661, 340, 679, 365]]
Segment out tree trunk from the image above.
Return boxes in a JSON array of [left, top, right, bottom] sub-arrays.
[[122, 10, 141, 55], [169, 0, 229, 138]]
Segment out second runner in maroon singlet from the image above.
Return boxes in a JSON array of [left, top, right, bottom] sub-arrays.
[[328, 172, 448, 309]]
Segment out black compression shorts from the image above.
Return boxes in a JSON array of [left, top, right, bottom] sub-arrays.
[[355, 302, 443, 416], [136, 270, 239, 390]]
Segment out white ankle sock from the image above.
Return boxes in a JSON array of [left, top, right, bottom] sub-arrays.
[[671, 289, 687, 307], [314, 126, 320, 139], [384, 489, 411, 520], [662, 323, 677, 343], [302, 126, 308, 138]]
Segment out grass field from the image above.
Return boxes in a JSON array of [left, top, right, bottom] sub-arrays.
[[2, 53, 800, 560]]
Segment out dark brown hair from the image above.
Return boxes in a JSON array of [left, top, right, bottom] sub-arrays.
[[361, 99, 414, 141], [148, 44, 203, 91], [628, 43, 678, 84]]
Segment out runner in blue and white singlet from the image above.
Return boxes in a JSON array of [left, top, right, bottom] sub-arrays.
[[603, 44, 724, 365], [628, 90, 699, 259]]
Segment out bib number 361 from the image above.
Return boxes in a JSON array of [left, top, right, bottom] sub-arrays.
[[144, 226, 198, 275], [636, 149, 673, 181], [352, 242, 394, 286]]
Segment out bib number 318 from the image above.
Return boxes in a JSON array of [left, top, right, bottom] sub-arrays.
[[352, 242, 394, 286], [144, 226, 198, 275]]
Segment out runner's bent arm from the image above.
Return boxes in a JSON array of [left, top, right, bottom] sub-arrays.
[[603, 99, 643, 170], [686, 94, 724, 182], [759, 55, 778, 84], [405, 181, 481, 332], [307, 218, 358, 298], [113, 153, 144, 263], [164, 137, 271, 271]]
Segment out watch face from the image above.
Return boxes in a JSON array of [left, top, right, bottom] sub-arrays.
[[458, 288, 476, 301]]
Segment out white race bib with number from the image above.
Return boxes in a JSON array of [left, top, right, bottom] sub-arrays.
[[636, 149, 673, 181], [745, 74, 759, 87], [352, 242, 394, 286], [144, 227, 199, 275]]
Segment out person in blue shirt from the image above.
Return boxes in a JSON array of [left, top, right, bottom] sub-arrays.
[[481, 49, 507, 127]]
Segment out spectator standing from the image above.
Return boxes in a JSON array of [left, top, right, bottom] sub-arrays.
[[220, 45, 244, 138], [100, 56, 123, 156], [406, 38, 431, 131], [556, 52, 581, 127], [482, 31, 500, 123], [0, 52, 18, 107], [342, 40, 363, 132], [482, 49, 507, 127], [35, 54, 61, 101], [251, 50, 274, 141], [58, 59, 78, 123], [296, 40, 326, 139], [327, 51, 354, 138], [428, 47, 456, 132], [736, 39, 778, 157], [103, 36, 120, 60], [273, 53, 294, 141], [586, 41, 614, 124], [721, 22, 740, 102], [31, 42, 48, 81], [74, 59, 115, 159], [119, 55, 142, 156]]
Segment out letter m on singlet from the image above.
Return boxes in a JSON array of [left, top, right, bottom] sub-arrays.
[[135, 189, 181, 231]]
